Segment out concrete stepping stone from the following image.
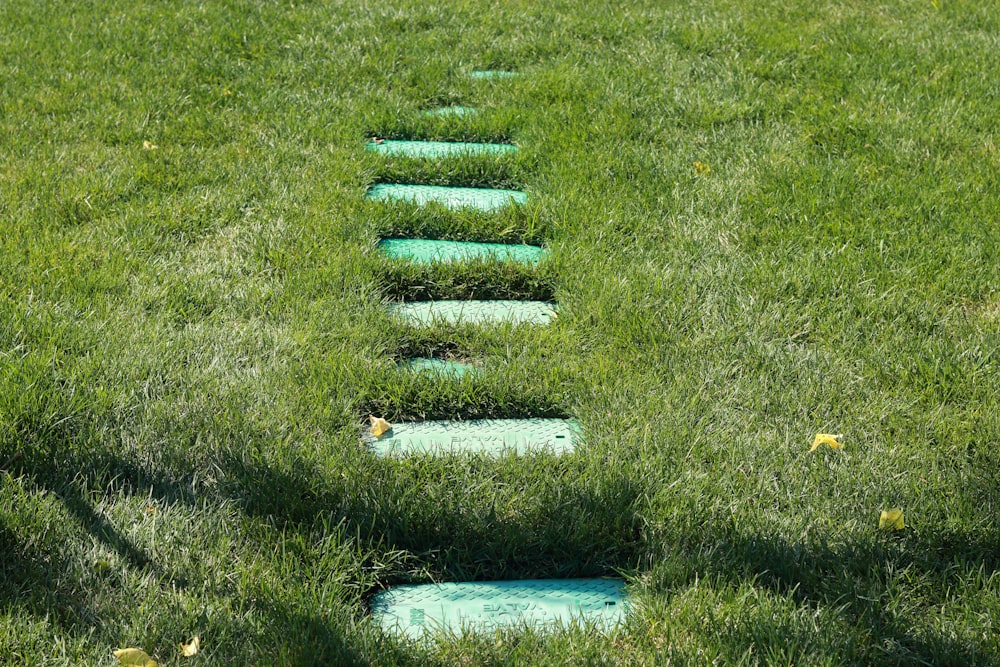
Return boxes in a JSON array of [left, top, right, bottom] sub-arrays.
[[469, 70, 519, 79], [367, 418, 579, 456], [367, 140, 515, 158], [373, 578, 626, 639], [379, 239, 547, 264], [388, 300, 555, 326], [423, 105, 477, 117], [405, 357, 475, 377], [367, 184, 527, 212]]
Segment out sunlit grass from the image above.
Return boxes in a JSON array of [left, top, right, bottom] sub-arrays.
[[1, 0, 998, 663]]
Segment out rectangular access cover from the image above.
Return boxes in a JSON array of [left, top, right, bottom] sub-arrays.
[[372, 578, 626, 639], [387, 300, 555, 326], [367, 418, 579, 456], [422, 105, 477, 117], [404, 357, 475, 377], [367, 140, 516, 158], [379, 239, 547, 264], [469, 70, 519, 79], [367, 184, 527, 212]]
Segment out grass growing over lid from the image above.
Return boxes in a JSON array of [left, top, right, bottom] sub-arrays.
[[469, 69, 520, 79], [387, 300, 556, 326], [366, 139, 517, 158], [367, 183, 528, 212], [378, 238, 547, 265], [2, 0, 999, 663], [422, 105, 477, 117], [404, 357, 476, 377]]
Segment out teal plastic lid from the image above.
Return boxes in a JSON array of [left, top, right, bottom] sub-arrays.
[[367, 184, 527, 212], [405, 357, 476, 377], [469, 70, 519, 79], [422, 105, 477, 117], [373, 578, 626, 639], [367, 140, 516, 158], [387, 300, 555, 326], [379, 239, 547, 265], [367, 418, 580, 456]]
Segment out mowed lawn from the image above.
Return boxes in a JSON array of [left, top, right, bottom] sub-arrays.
[[2, 0, 999, 663]]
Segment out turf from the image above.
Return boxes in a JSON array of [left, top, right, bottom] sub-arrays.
[[1, 0, 999, 664]]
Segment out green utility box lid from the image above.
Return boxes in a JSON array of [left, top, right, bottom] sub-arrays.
[[367, 184, 527, 212], [367, 140, 516, 158], [379, 239, 547, 264], [387, 300, 555, 326], [405, 358, 476, 377], [422, 105, 477, 117], [373, 578, 626, 639], [469, 70, 519, 79], [367, 418, 579, 456]]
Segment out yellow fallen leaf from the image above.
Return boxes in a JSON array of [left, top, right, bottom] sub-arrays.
[[809, 433, 843, 452], [180, 636, 200, 657], [113, 648, 157, 667], [93, 559, 112, 575], [142, 141, 159, 151], [369, 415, 392, 438], [693, 160, 711, 175], [879, 508, 905, 531]]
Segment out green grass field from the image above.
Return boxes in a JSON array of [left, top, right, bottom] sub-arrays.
[[2, 0, 999, 663]]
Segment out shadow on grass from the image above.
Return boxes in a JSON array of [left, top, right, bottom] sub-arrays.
[[0, 450, 190, 638], [5, 397, 996, 665], [377, 256, 557, 303], [227, 595, 420, 667], [0, 520, 101, 630], [0, 446, 390, 663], [224, 449, 643, 586], [652, 521, 1000, 665]]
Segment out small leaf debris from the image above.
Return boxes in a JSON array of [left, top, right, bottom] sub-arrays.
[[879, 509, 905, 531], [810, 433, 843, 452], [113, 648, 157, 667], [369, 416, 392, 438], [180, 636, 200, 657]]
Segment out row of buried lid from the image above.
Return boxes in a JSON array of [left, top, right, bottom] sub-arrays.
[[365, 72, 627, 640]]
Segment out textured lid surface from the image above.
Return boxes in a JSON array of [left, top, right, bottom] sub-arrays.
[[367, 140, 516, 158], [368, 183, 528, 211], [379, 239, 547, 264], [422, 105, 477, 117], [366, 418, 580, 456], [367, 184, 527, 212], [468, 70, 519, 79], [387, 300, 555, 326], [373, 578, 626, 639], [404, 357, 475, 377]]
